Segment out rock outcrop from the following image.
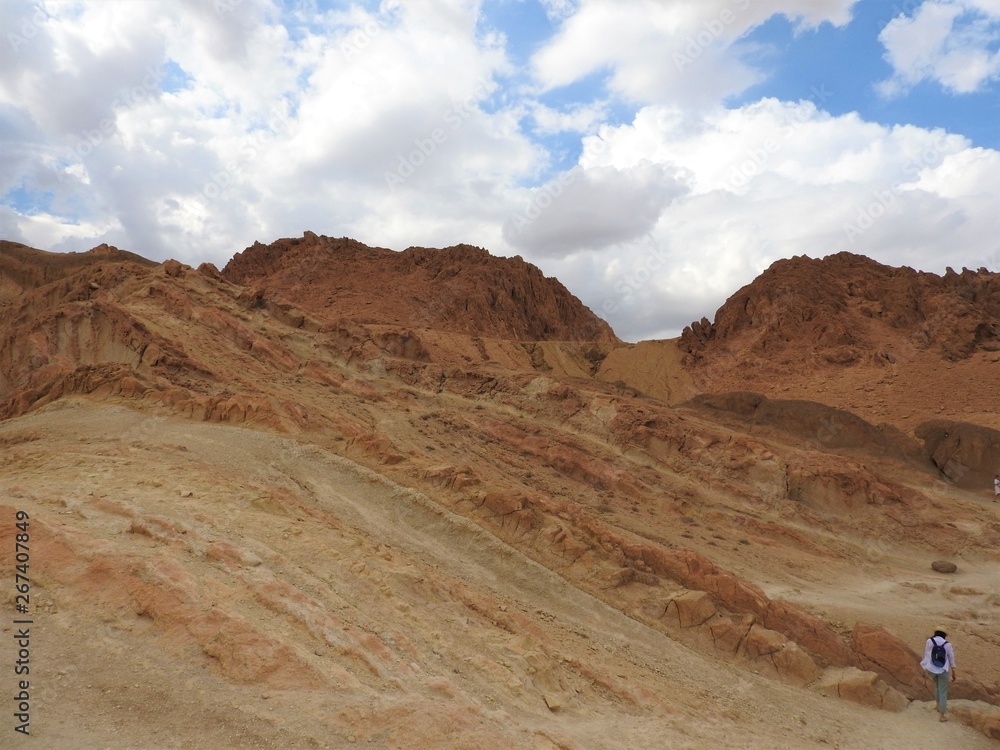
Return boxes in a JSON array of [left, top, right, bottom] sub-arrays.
[[915, 419, 1000, 488]]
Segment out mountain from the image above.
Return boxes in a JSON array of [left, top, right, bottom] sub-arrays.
[[677, 252, 1000, 437], [2, 238, 1000, 749], [221, 232, 618, 344]]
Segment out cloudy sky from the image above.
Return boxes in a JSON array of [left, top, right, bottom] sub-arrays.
[[2, 0, 999, 341]]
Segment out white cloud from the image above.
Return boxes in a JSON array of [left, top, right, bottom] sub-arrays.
[[502, 162, 686, 256], [531, 0, 860, 106], [878, 0, 1000, 95], [538, 99, 1000, 339], [528, 100, 610, 135]]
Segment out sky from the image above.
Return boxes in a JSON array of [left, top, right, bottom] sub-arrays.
[[2, 0, 999, 342]]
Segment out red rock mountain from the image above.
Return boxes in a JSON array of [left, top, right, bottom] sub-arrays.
[[680, 252, 1000, 366], [222, 232, 618, 344], [677, 252, 1000, 440]]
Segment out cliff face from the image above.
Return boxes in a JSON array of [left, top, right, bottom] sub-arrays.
[[222, 232, 619, 344]]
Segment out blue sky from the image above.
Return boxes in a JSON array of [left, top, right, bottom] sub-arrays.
[[1, 0, 999, 341]]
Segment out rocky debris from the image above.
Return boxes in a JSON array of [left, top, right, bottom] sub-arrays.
[[221, 233, 619, 344], [813, 668, 909, 712]]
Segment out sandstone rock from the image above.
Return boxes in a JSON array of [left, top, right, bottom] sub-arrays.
[[813, 667, 909, 711], [162, 259, 185, 277], [668, 590, 717, 628], [680, 392, 923, 461], [948, 699, 1000, 740], [744, 625, 821, 686], [851, 623, 925, 699], [915, 420, 1000, 489], [931, 560, 958, 573], [708, 614, 755, 655], [197, 262, 223, 280]]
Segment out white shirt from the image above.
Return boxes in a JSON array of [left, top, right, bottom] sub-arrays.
[[920, 636, 956, 675]]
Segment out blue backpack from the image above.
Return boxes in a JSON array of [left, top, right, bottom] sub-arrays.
[[931, 637, 948, 668]]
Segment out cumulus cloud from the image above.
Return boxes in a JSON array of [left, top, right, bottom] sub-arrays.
[[543, 99, 1000, 339], [530, 0, 860, 106], [878, 0, 1000, 95], [502, 162, 686, 257]]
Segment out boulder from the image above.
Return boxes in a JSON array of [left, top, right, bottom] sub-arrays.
[[813, 667, 909, 712], [745, 624, 821, 686], [851, 623, 925, 699], [915, 420, 1000, 489], [668, 590, 717, 628], [931, 560, 958, 573]]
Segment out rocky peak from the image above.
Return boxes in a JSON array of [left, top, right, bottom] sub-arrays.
[[680, 252, 1000, 365], [221, 233, 618, 343]]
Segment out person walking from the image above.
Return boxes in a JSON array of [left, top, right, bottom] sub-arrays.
[[993, 475, 1000, 500], [920, 626, 957, 721]]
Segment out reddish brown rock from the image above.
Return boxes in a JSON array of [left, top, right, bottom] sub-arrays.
[[916, 420, 1000, 489], [851, 623, 926, 699], [668, 590, 717, 628], [221, 234, 618, 344], [813, 668, 909, 712], [680, 252, 1000, 365]]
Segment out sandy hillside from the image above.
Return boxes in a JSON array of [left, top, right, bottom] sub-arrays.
[[3, 400, 998, 750], [2, 237, 1000, 748]]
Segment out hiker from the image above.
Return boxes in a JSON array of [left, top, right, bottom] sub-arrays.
[[920, 627, 956, 721], [994, 475, 1000, 499]]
